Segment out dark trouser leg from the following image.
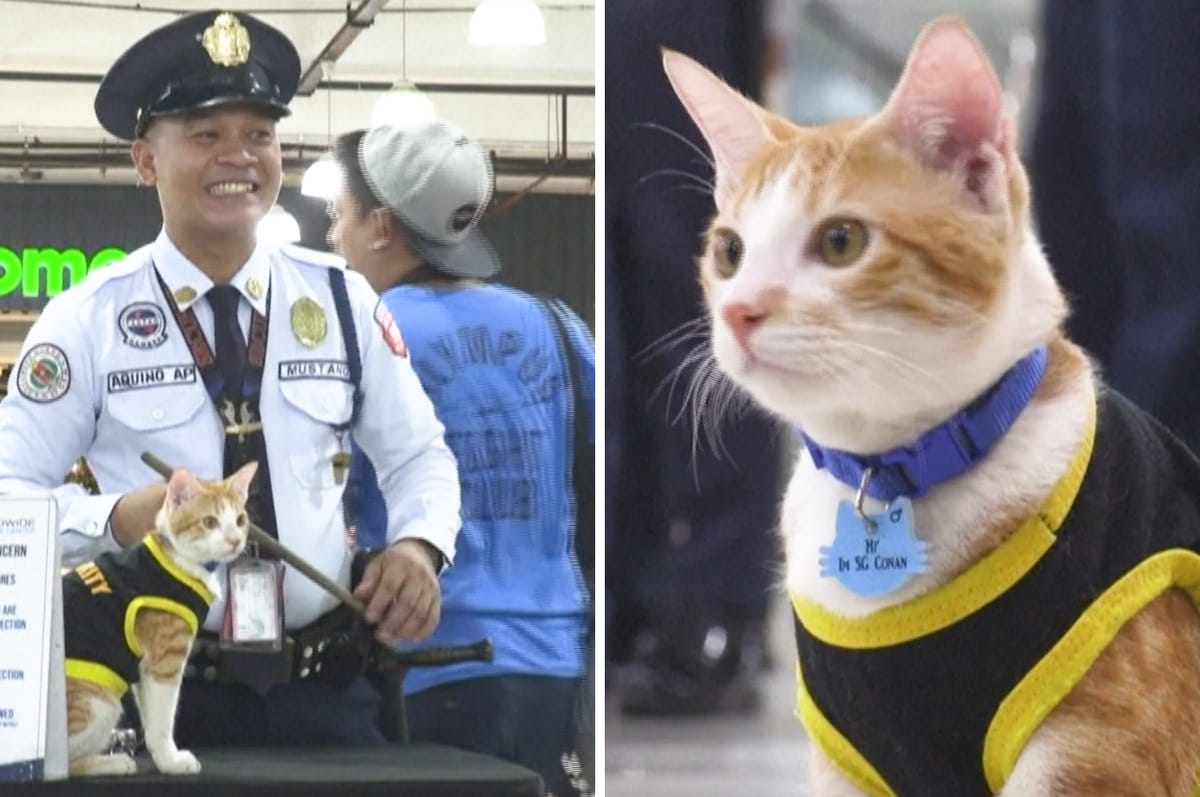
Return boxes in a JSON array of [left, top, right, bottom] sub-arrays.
[[1094, 0, 1200, 452], [406, 675, 583, 797], [172, 676, 387, 748], [605, 0, 779, 715], [1029, 0, 1121, 366]]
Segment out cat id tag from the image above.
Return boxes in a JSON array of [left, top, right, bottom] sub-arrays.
[[819, 497, 930, 597], [221, 557, 285, 651]]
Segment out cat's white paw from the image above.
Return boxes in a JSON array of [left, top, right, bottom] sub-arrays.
[[154, 749, 201, 775]]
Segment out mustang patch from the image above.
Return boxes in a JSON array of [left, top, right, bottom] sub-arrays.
[[278, 360, 351, 381]]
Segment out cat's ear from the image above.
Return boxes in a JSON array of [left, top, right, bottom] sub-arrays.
[[227, 461, 258, 505], [882, 16, 1012, 206], [165, 469, 202, 510], [662, 48, 774, 207]]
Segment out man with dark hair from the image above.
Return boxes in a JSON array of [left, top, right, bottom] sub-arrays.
[[330, 121, 594, 796]]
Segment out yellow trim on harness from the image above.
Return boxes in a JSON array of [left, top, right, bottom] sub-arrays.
[[143, 535, 215, 606], [983, 549, 1200, 792], [124, 596, 200, 658], [65, 658, 128, 697], [795, 661, 896, 797], [792, 394, 1096, 649]]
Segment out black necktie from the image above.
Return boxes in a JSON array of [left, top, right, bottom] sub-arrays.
[[207, 284, 246, 399], [206, 284, 286, 694]]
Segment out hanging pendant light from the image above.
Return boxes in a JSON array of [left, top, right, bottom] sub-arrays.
[[372, 80, 437, 128], [372, 0, 436, 128], [300, 157, 341, 200], [302, 61, 341, 200], [469, 0, 546, 47]]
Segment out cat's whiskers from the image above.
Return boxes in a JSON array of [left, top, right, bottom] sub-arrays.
[[637, 316, 710, 363], [636, 168, 716, 194], [647, 333, 713, 410], [643, 331, 754, 466], [684, 355, 751, 465], [632, 121, 717, 172]]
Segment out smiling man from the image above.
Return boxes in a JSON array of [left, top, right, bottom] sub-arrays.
[[0, 10, 462, 751]]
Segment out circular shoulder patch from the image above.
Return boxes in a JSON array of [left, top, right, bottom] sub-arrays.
[[17, 343, 71, 403], [118, 302, 168, 349]]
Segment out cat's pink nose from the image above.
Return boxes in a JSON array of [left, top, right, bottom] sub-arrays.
[[723, 303, 767, 351]]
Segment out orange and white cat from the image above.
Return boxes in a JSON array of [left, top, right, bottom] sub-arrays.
[[663, 15, 1200, 797], [63, 463, 256, 777]]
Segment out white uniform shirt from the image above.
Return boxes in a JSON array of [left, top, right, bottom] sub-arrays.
[[0, 231, 461, 630]]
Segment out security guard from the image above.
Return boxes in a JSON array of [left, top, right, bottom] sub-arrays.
[[0, 10, 461, 747]]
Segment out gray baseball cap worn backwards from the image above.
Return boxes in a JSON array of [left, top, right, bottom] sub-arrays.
[[359, 120, 501, 280]]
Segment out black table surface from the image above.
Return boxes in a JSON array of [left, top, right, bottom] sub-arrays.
[[6, 744, 545, 796]]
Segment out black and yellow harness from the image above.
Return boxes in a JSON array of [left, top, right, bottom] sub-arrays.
[[793, 389, 1200, 796], [63, 535, 214, 697]]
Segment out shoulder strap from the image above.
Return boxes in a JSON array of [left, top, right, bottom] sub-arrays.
[[328, 269, 365, 431], [538, 296, 593, 577], [542, 294, 588, 453]]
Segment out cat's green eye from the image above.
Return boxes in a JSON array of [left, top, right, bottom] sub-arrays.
[[711, 228, 744, 277], [816, 219, 869, 267], [237, 513, 247, 527], [202, 516, 219, 530]]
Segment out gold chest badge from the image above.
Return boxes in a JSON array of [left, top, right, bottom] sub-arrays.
[[290, 298, 327, 348], [202, 12, 251, 68]]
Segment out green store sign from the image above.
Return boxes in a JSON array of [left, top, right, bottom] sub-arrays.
[[0, 247, 128, 298]]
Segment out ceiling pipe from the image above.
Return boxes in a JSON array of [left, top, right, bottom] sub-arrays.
[[0, 71, 592, 98], [296, 0, 392, 97]]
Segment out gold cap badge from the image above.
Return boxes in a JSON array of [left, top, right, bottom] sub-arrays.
[[202, 12, 252, 68], [290, 298, 327, 348]]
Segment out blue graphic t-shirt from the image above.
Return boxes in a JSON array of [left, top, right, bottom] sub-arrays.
[[347, 283, 594, 694]]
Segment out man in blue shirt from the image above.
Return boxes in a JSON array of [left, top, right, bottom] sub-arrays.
[[328, 120, 594, 797]]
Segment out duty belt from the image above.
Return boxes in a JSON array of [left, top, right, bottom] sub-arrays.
[[186, 605, 370, 687]]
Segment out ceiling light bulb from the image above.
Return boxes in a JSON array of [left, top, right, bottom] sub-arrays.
[[257, 206, 302, 244], [301, 158, 341, 201], [469, 0, 547, 47], [371, 81, 437, 128]]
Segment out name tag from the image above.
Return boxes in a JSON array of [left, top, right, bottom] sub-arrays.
[[277, 360, 351, 382], [106, 364, 197, 394], [221, 558, 284, 651]]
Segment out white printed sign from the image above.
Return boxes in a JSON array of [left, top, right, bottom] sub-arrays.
[[0, 497, 65, 782]]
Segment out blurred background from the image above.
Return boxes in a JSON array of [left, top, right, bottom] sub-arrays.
[[607, 0, 1200, 793]]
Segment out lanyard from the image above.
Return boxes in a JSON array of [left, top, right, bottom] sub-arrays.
[[153, 266, 271, 429]]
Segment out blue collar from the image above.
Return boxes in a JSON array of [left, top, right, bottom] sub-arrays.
[[800, 345, 1049, 502]]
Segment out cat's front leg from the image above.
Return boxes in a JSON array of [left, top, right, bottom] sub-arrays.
[[1002, 589, 1200, 797], [136, 674, 199, 775], [808, 747, 872, 797], [133, 610, 200, 775]]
